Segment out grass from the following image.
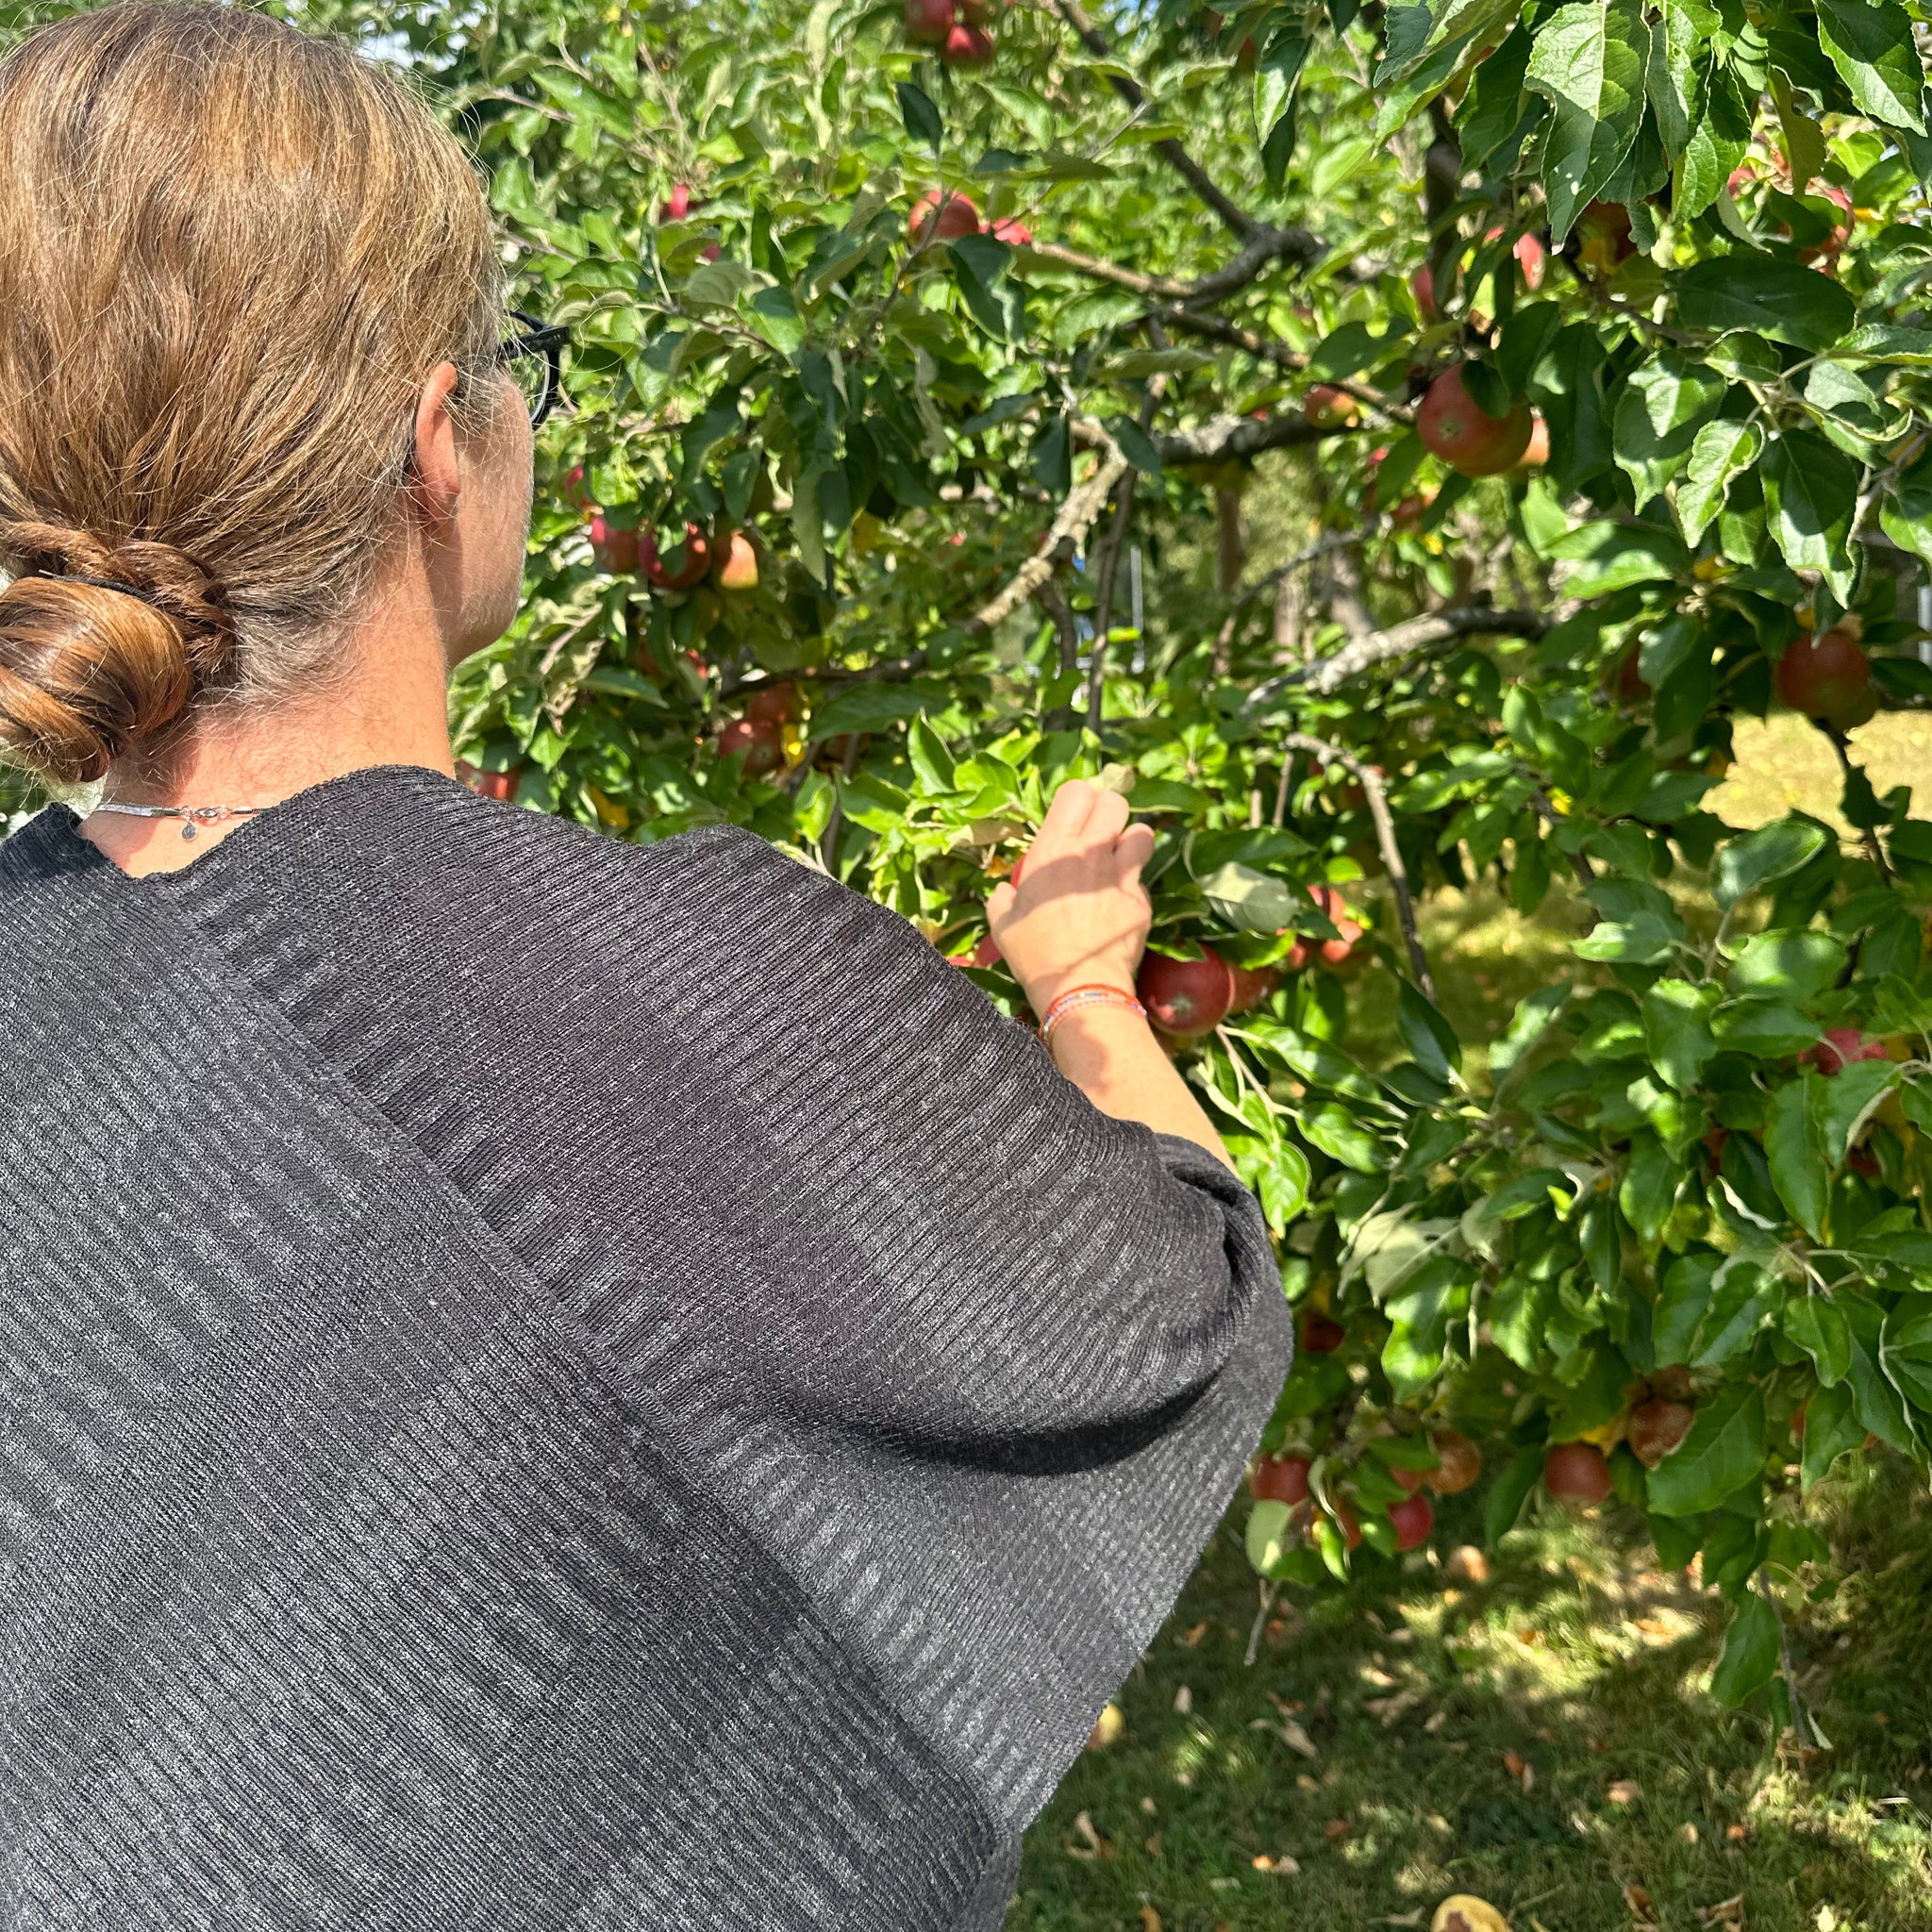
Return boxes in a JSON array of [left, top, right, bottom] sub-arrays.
[[1008, 713, 1932, 1929], [1008, 1464, 1932, 1931]]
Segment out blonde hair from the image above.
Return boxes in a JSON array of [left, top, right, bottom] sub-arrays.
[[0, 1, 505, 789]]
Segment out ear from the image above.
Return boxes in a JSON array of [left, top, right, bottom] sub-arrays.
[[408, 362, 465, 523]]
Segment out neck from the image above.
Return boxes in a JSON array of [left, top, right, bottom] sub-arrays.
[[77, 578, 459, 878]]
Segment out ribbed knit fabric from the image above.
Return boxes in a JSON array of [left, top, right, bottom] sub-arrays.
[[0, 762, 1293, 1931]]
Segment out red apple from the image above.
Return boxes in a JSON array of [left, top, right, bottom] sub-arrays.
[[718, 715, 784, 776], [659, 182, 692, 223], [562, 464, 594, 513], [588, 514, 639, 575], [1226, 961, 1280, 1013], [1484, 224, 1547, 292], [1299, 1311, 1345, 1354], [908, 190, 983, 247], [1410, 264, 1436, 314], [711, 528, 759, 591], [905, 0, 954, 40], [1285, 883, 1362, 971], [1544, 1441, 1613, 1507], [744, 680, 798, 724], [1251, 1454, 1312, 1505], [1776, 626, 1874, 728], [1805, 1027, 1888, 1077], [456, 760, 519, 802], [1389, 1492, 1434, 1550], [1425, 1429, 1481, 1495], [1303, 384, 1359, 429], [1515, 415, 1550, 468], [941, 21, 994, 63], [1136, 946, 1237, 1036], [1327, 1499, 1363, 1550], [1417, 364, 1534, 476], [642, 522, 713, 592], [990, 215, 1034, 246], [1626, 1399, 1694, 1470], [948, 933, 1003, 969]]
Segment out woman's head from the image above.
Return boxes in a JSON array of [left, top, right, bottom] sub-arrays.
[[0, 2, 530, 791]]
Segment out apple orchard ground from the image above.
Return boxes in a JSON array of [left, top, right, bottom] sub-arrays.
[[1008, 715, 1932, 1931]]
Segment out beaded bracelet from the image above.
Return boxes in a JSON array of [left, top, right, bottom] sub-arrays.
[[1039, 983, 1147, 1041]]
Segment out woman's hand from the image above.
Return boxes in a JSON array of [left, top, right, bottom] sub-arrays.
[[987, 779, 1158, 1020]]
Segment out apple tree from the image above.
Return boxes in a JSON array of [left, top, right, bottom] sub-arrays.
[[9, 0, 1932, 1724]]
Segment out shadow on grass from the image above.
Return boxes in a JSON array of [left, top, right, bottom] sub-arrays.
[[1007, 1466, 1932, 1932]]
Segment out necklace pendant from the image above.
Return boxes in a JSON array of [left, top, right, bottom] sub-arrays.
[[181, 822, 197, 841]]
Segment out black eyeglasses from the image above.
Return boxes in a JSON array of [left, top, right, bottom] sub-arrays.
[[500, 308, 570, 428]]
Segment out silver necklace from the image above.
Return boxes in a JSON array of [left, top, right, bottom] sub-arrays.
[[88, 802, 270, 842]]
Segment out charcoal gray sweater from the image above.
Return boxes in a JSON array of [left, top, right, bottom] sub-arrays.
[[0, 762, 1292, 1932]]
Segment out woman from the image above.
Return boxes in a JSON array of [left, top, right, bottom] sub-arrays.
[[0, 8, 1291, 1928]]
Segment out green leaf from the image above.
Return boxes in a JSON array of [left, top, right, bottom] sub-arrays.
[[1801, 1380, 1864, 1488], [1761, 432, 1861, 601], [1647, 4, 1704, 158], [1711, 998, 1820, 1058], [1575, 913, 1682, 964], [1031, 414, 1071, 495], [1647, 1382, 1766, 1515], [1711, 819, 1830, 909], [1766, 1076, 1829, 1240], [1708, 1591, 1780, 1707], [1524, 0, 1649, 242], [1879, 1294, 1932, 1413], [905, 716, 956, 793], [1784, 1294, 1852, 1387], [1612, 352, 1727, 508], [1258, 1142, 1313, 1231], [1491, 981, 1572, 1085], [894, 80, 944, 152], [1675, 256, 1857, 352], [1728, 929, 1847, 1000], [1641, 978, 1719, 1091], [1198, 860, 1305, 933], [1620, 1130, 1678, 1244], [1814, 0, 1927, 134], [1675, 417, 1762, 545], [1246, 1498, 1298, 1577], [1398, 982, 1461, 1082], [1301, 1102, 1384, 1173], [1814, 1058, 1897, 1165], [1675, 57, 1752, 220], [1485, 1445, 1543, 1547]]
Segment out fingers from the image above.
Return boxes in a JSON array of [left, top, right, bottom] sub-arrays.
[[1039, 779, 1098, 846], [1114, 821, 1157, 881], [1087, 786, 1131, 842], [985, 879, 1017, 931]]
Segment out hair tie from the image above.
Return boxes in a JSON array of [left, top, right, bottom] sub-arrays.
[[44, 572, 173, 614]]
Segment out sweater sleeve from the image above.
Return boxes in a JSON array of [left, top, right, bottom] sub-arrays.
[[580, 822, 1295, 1844], [626, 823, 1292, 1457]]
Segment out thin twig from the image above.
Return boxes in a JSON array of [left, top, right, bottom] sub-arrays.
[[1757, 1573, 1813, 1752], [1087, 471, 1139, 736], [1046, 0, 1283, 242], [1282, 732, 1436, 1001], [1243, 1580, 1279, 1668]]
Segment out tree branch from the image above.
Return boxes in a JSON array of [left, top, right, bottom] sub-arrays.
[[1087, 469, 1139, 734], [1047, 0, 1261, 238], [969, 428, 1130, 634], [1282, 732, 1436, 1001], [1153, 411, 1359, 466], [1144, 305, 1413, 423], [1246, 602, 1549, 707]]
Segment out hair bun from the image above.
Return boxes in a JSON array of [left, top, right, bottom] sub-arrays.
[[0, 520, 237, 787]]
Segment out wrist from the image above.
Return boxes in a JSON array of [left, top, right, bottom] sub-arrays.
[[1037, 982, 1148, 1042]]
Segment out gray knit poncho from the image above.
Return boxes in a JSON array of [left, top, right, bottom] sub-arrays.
[[0, 761, 1293, 1931]]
